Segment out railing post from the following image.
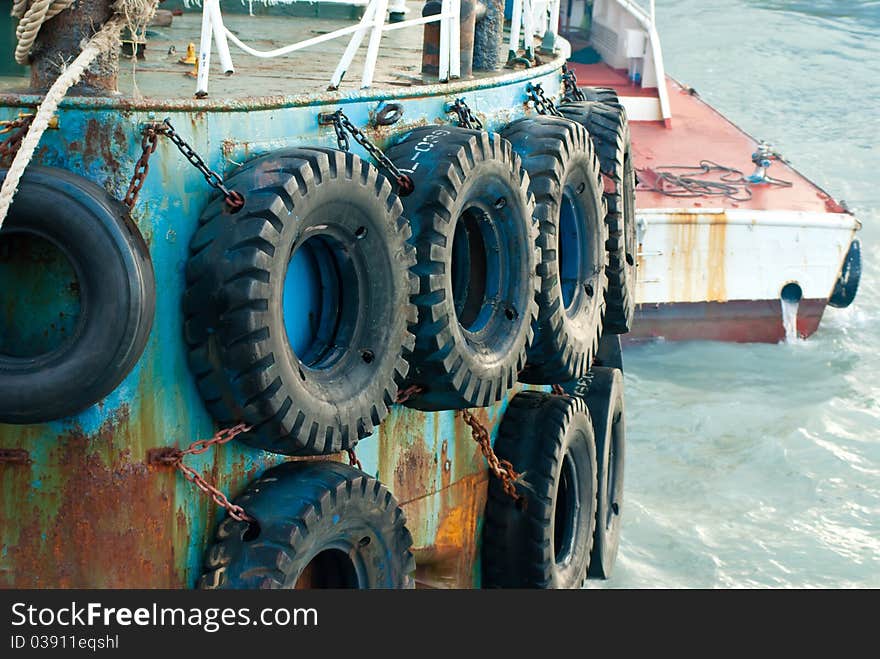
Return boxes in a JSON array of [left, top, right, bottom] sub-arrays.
[[331, 0, 378, 89], [361, 0, 389, 87], [196, 0, 215, 97]]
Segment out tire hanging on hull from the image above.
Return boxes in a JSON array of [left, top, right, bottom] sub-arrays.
[[184, 148, 417, 456], [482, 391, 598, 588], [502, 115, 608, 384], [387, 126, 540, 411], [0, 166, 155, 423], [583, 366, 626, 579], [200, 461, 416, 589], [560, 97, 638, 334]]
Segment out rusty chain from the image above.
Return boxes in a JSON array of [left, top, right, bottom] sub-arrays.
[[152, 423, 255, 523], [321, 109, 415, 197], [123, 124, 161, 209], [561, 65, 586, 102], [0, 114, 34, 166], [347, 448, 363, 471], [527, 83, 563, 117], [158, 119, 245, 211], [551, 383, 566, 396], [449, 98, 483, 130], [459, 409, 524, 504], [395, 384, 424, 404], [125, 119, 245, 212]]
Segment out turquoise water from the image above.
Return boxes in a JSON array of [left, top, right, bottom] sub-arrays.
[[600, 0, 880, 587]]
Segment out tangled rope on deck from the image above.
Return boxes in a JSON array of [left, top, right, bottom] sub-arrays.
[[0, 0, 159, 231]]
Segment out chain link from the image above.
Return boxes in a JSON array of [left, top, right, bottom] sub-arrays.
[[459, 409, 524, 504], [395, 384, 424, 404], [448, 98, 483, 130], [325, 110, 415, 196], [123, 120, 244, 212], [527, 83, 563, 117], [346, 448, 363, 471], [0, 114, 34, 166], [561, 65, 586, 102], [123, 125, 161, 209], [159, 119, 245, 211], [153, 423, 254, 523]]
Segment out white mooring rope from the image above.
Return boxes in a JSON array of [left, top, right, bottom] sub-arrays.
[[12, 0, 77, 65], [0, 1, 159, 232]]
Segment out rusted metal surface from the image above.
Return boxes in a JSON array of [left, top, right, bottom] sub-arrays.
[[0, 18, 564, 587], [473, 0, 504, 71], [28, 0, 119, 93], [0, 449, 31, 465]]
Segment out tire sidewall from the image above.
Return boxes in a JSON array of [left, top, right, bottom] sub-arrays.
[[0, 167, 154, 423], [586, 367, 626, 578]]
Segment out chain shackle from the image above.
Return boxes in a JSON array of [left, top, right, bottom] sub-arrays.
[[527, 83, 563, 117], [449, 98, 484, 130], [325, 109, 414, 197], [154, 423, 255, 523], [561, 65, 586, 102], [460, 409, 524, 504]]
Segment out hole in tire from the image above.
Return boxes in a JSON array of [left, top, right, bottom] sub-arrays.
[[625, 253, 635, 267], [451, 207, 498, 332], [242, 520, 261, 542], [0, 233, 82, 359], [295, 548, 360, 589], [360, 349, 374, 364], [554, 452, 578, 566], [558, 187, 585, 312], [284, 234, 359, 371], [355, 226, 367, 240]]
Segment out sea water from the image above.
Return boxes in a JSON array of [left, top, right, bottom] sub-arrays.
[[591, 0, 880, 588]]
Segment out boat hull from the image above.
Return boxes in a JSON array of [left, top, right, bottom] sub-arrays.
[[631, 208, 859, 343]]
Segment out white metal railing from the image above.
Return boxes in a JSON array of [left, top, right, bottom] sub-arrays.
[[194, 0, 461, 96], [591, 0, 671, 121], [507, 0, 562, 61]]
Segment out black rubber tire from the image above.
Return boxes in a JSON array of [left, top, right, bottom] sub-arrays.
[[184, 148, 417, 456], [580, 86, 624, 109], [199, 461, 415, 589], [502, 116, 608, 384], [828, 239, 860, 309], [482, 391, 598, 588], [0, 166, 155, 423], [583, 366, 625, 579], [559, 99, 637, 334], [387, 127, 539, 410]]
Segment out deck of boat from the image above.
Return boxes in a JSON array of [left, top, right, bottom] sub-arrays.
[[0, 9, 512, 101], [568, 61, 847, 216]]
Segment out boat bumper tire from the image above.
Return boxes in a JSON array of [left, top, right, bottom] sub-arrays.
[[583, 366, 625, 579], [184, 148, 417, 456], [200, 461, 416, 589], [502, 116, 608, 384], [560, 99, 637, 334], [387, 127, 540, 410], [0, 166, 155, 424], [482, 391, 598, 588]]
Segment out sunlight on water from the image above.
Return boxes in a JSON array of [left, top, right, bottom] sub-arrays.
[[587, 0, 880, 588]]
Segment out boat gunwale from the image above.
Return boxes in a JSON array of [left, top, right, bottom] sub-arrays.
[[0, 44, 570, 113]]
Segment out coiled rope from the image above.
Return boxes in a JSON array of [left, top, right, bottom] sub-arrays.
[[0, 0, 159, 232], [637, 160, 792, 203], [12, 0, 77, 65]]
